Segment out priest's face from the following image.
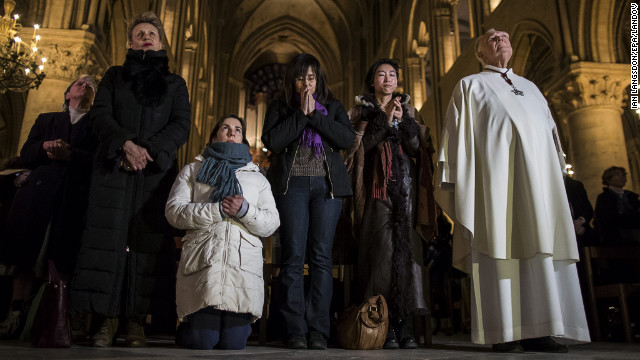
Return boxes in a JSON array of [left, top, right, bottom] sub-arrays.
[[372, 63, 398, 96], [478, 30, 512, 67]]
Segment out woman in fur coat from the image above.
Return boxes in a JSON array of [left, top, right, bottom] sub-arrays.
[[345, 59, 435, 349], [70, 11, 190, 348]]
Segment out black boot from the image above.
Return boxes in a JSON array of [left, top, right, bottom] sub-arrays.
[[124, 317, 146, 347], [308, 330, 327, 350], [383, 327, 399, 349], [92, 317, 119, 347], [397, 318, 418, 349]]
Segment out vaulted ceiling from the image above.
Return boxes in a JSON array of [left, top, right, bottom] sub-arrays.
[[215, 0, 366, 84]]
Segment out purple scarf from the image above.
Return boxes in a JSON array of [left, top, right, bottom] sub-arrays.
[[294, 93, 327, 157]]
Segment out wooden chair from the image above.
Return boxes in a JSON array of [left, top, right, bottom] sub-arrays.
[[413, 264, 432, 347], [582, 245, 640, 342], [441, 272, 471, 335], [259, 234, 279, 345], [259, 262, 278, 345]]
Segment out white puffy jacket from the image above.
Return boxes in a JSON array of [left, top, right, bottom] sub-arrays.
[[165, 155, 280, 322]]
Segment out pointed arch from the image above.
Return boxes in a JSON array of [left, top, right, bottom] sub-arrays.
[[229, 16, 341, 84], [509, 20, 559, 89]]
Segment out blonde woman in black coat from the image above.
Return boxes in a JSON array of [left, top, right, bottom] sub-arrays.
[[71, 12, 190, 347]]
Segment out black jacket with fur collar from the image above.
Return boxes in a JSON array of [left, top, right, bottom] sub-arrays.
[[72, 49, 191, 318], [355, 93, 419, 156], [92, 49, 191, 170]]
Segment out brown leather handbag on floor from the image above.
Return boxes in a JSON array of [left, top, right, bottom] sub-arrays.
[[336, 294, 388, 350], [31, 260, 71, 348]]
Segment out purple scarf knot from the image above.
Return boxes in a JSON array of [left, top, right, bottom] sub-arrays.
[[300, 128, 323, 157]]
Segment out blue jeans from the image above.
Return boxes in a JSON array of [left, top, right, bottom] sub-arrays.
[[275, 176, 342, 339], [175, 308, 252, 350]]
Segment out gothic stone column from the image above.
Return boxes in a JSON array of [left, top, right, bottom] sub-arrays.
[[254, 92, 268, 150], [19, 28, 108, 150], [176, 39, 198, 167], [433, 6, 456, 76], [548, 62, 631, 203]]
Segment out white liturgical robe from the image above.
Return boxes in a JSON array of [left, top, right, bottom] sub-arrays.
[[435, 65, 590, 344], [436, 65, 578, 272]]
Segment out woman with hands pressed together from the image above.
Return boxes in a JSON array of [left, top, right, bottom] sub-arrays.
[[166, 115, 279, 350], [345, 59, 434, 350], [261, 53, 355, 350], [70, 11, 190, 348]]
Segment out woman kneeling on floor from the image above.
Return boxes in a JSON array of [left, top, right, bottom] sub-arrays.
[[165, 114, 280, 349]]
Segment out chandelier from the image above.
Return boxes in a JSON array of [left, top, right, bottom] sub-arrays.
[[0, 0, 46, 93]]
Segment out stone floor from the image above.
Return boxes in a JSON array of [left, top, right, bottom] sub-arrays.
[[1, 334, 639, 360]]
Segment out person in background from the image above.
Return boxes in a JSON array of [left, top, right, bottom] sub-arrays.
[[564, 175, 596, 247], [70, 11, 190, 347], [0, 157, 27, 240], [434, 28, 590, 353], [0, 76, 96, 338], [166, 114, 279, 350], [595, 166, 640, 245], [261, 53, 355, 350]]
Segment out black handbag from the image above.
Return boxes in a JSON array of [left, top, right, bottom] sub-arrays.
[[31, 260, 71, 348]]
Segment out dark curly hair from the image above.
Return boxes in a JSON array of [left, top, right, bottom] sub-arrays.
[[602, 166, 626, 186]]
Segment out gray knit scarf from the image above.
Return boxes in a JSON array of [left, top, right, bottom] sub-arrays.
[[196, 142, 253, 203]]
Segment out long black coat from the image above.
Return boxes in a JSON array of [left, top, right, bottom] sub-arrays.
[[71, 49, 191, 318], [564, 177, 596, 246], [0, 111, 95, 274], [595, 188, 640, 244]]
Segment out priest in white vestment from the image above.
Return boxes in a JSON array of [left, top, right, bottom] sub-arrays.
[[434, 29, 590, 353]]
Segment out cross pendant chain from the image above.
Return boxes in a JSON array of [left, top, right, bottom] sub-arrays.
[[499, 71, 524, 96]]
